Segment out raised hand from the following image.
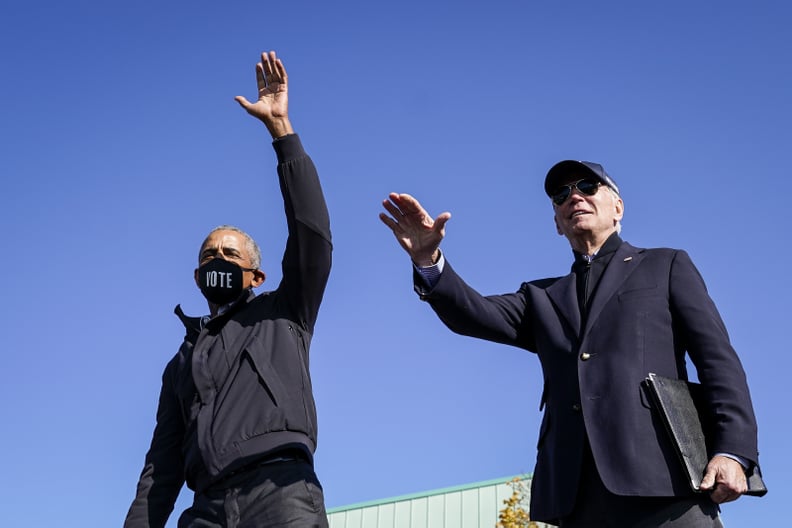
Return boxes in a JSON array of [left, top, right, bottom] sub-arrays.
[[379, 193, 451, 266], [235, 51, 293, 138]]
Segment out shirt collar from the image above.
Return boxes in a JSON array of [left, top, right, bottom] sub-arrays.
[[572, 232, 623, 269]]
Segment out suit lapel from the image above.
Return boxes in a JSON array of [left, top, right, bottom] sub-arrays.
[[546, 273, 581, 338], [583, 242, 644, 338]]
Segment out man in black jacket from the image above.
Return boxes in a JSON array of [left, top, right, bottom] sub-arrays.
[[125, 51, 332, 528]]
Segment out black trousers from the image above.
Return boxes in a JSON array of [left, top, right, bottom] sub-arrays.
[[559, 441, 723, 528], [178, 458, 328, 528]]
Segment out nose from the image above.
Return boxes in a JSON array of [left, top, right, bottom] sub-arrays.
[[566, 188, 587, 203]]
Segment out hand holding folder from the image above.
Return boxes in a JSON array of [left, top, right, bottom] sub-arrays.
[[645, 373, 767, 497]]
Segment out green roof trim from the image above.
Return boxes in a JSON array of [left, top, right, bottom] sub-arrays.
[[326, 473, 532, 514]]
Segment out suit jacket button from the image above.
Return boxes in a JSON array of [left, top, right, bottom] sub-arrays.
[[572, 404, 581, 412], [580, 352, 591, 361]]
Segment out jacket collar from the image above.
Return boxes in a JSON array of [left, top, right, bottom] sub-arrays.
[[174, 289, 256, 336], [571, 233, 623, 272], [582, 241, 644, 338], [174, 304, 203, 342], [546, 239, 644, 339]]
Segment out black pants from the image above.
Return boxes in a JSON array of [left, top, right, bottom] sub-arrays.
[[559, 442, 723, 528], [178, 459, 328, 528]]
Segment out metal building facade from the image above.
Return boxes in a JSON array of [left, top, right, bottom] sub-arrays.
[[327, 475, 552, 528]]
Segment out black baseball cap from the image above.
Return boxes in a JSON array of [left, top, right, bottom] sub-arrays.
[[544, 160, 620, 197]]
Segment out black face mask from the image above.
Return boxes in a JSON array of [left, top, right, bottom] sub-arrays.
[[197, 258, 253, 306]]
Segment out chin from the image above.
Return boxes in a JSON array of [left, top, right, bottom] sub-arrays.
[[567, 223, 591, 234]]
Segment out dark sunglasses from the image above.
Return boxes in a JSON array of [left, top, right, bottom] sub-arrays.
[[550, 178, 602, 205]]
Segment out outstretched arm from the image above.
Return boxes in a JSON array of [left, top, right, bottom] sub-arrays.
[[235, 50, 294, 139], [236, 51, 331, 329], [379, 193, 451, 267]]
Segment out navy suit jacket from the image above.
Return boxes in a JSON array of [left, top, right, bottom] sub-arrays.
[[416, 240, 758, 523]]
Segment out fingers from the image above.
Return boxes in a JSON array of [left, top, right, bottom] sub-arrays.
[[381, 197, 406, 221], [257, 51, 287, 88], [709, 482, 743, 504], [274, 54, 288, 85], [255, 62, 266, 90], [387, 193, 422, 216], [381, 193, 452, 229], [261, 51, 275, 78], [378, 212, 399, 232], [384, 193, 431, 222], [700, 456, 748, 504]]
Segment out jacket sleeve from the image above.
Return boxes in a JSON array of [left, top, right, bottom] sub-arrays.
[[668, 249, 759, 465], [124, 362, 186, 528], [417, 260, 531, 349], [273, 134, 332, 333]]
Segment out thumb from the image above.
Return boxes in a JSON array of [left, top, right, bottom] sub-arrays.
[[234, 95, 253, 110], [434, 212, 452, 232], [699, 466, 716, 490]]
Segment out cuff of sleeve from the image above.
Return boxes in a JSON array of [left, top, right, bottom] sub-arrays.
[[414, 252, 445, 288], [272, 133, 305, 163], [715, 452, 749, 469]]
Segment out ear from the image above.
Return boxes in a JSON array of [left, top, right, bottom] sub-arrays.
[[194, 268, 200, 288], [554, 214, 563, 236], [614, 196, 624, 222], [251, 269, 266, 288]]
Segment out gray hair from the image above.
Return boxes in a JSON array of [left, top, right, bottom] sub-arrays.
[[200, 225, 262, 269], [607, 187, 623, 234]]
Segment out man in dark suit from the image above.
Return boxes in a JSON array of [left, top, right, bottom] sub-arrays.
[[379, 160, 761, 527]]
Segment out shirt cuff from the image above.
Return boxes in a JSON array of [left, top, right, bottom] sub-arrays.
[[414, 252, 445, 288], [714, 452, 749, 469]]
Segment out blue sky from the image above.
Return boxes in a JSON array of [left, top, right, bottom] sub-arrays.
[[1, 1, 789, 526]]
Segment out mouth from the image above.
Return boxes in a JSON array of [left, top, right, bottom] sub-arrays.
[[569, 210, 590, 219]]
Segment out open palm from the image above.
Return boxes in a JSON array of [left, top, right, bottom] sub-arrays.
[[380, 193, 451, 265], [235, 51, 289, 123]]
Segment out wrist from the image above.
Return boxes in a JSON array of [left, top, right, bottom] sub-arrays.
[[264, 117, 294, 139], [414, 250, 440, 268]]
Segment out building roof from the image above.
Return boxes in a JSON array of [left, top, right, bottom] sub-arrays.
[[327, 474, 550, 528]]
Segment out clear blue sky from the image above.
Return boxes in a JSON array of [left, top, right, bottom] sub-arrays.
[[2, 1, 789, 526]]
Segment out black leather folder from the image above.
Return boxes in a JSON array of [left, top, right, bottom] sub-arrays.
[[645, 373, 767, 496]]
